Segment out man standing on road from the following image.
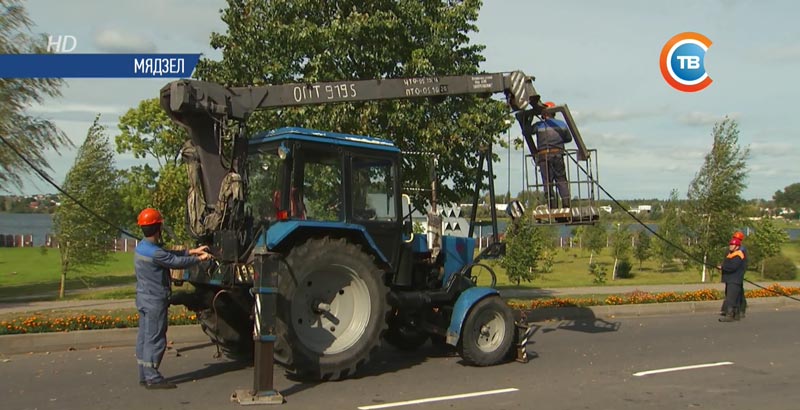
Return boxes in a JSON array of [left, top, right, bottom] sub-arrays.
[[719, 236, 746, 322], [720, 231, 748, 319], [135, 208, 211, 389]]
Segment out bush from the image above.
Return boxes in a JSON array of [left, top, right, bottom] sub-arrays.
[[616, 259, 634, 279], [589, 262, 607, 284], [762, 254, 798, 280]]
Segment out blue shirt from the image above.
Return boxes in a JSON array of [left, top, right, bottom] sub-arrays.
[[134, 239, 200, 299], [532, 118, 572, 151]]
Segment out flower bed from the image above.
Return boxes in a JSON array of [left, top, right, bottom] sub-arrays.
[[1, 311, 197, 335], [506, 284, 800, 311]]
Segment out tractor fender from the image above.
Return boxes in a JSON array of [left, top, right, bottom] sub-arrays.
[[445, 287, 500, 346], [264, 220, 389, 264]]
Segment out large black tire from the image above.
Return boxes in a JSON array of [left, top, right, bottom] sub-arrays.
[[458, 296, 515, 366], [198, 289, 254, 361], [275, 237, 390, 380], [383, 310, 429, 351]]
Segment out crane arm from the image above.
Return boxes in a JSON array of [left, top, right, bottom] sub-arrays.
[[160, 71, 541, 125]]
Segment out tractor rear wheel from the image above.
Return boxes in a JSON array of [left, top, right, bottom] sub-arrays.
[[274, 237, 389, 380]]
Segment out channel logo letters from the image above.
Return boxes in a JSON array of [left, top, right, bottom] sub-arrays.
[[660, 32, 713, 92]]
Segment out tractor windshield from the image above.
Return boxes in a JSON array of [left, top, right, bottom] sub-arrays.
[[298, 148, 343, 221], [352, 157, 396, 222], [246, 148, 284, 222]]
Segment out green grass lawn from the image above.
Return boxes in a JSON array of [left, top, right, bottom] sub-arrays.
[[473, 247, 700, 288], [0, 248, 135, 299], [474, 240, 800, 289], [1, 239, 797, 300], [781, 240, 800, 265]]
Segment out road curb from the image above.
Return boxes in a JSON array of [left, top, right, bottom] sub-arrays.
[[0, 324, 207, 356]]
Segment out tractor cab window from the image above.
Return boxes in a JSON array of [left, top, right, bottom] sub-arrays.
[[352, 158, 396, 222], [299, 149, 342, 221], [245, 148, 284, 221]]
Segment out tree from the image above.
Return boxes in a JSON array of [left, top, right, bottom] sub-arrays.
[[747, 218, 790, 278], [684, 118, 749, 282], [609, 223, 632, 280], [652, 190, 683, 272], [500, 217, 545, 285], [116, 98, 189, 244], [773, 183, 800, 218], [633, 230, 651, 269], [194, 0, 508, 207], [582, 221, 607, 265], [0, 2, 70, 190], [53, 116, 119, 298]]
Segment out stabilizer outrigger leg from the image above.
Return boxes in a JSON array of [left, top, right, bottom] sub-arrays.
[[231, 249, 285, 405]]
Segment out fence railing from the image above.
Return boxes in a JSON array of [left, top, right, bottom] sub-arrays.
[[0, 233, 139, 252]]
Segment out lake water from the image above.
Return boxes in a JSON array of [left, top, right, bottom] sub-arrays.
[[1, 213, 798, 247], [0, 213, 54, 246]]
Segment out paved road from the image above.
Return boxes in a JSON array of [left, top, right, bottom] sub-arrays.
[[3, 305, 800, 410]]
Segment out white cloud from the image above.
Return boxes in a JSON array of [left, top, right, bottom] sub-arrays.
[[678, 112, 741, 127], [28, 103, 126, 115], [756, 44, 800, 62], [572, 108, 660, 124], [748, 142, 800, 158], [93, 28, 157, 53]]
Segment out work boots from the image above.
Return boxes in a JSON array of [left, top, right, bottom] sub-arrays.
[[719, 309, 737, 322]]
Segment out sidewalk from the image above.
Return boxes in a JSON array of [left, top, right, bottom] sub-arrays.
[[498, 280, 800, 299], [2, 281, 799, 316]]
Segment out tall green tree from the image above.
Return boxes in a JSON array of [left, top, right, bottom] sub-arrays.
[[684, 118, 749, 282], [582, 221, 607, 265], [195, 0, 508, 206], [116, 98, 189, 243], [633, 230, 651, 269], [609, 223, 632, 279], [0, 2, 70, 190], [53, 116, 120, 298], [652, 190, 683, 271], [501, 217, 546, 285]]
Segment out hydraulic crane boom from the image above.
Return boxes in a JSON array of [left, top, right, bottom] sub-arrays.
[[160, 71, 540, 123]]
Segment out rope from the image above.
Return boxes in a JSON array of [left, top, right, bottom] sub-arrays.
[[562, 151, 800, 302], [0, 133, 141, 240]]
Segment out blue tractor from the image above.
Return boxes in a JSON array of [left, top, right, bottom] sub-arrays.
[[161, 72, 596, 380]]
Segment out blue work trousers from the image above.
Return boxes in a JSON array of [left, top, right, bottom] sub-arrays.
[[136, 295, 169, 383]]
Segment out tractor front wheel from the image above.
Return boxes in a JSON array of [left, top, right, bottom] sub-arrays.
[[458, 296, 515, 366]]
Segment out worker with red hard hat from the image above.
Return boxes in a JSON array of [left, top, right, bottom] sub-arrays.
[[531, 101, 573, 209], [134, 208, 212, 389], [718, 235, 747, 322]]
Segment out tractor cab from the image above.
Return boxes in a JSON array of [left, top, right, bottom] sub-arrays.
[[246, 127, 407, 269]]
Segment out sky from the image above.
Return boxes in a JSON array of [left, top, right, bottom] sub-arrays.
[[13, 0, 800, 201]]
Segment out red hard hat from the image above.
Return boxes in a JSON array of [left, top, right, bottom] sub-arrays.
[[137, 208, 164, 226], [732, 231, 745, 240], [729, 237, 742, 246], [544, 101, 556, 108]]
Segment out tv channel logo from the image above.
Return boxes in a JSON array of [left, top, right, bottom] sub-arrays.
[[659, 32, 713, 92]]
